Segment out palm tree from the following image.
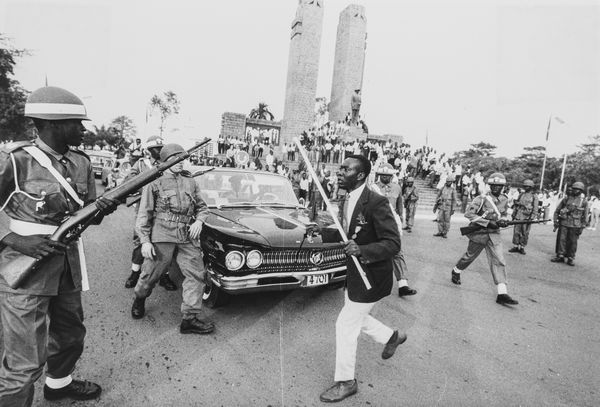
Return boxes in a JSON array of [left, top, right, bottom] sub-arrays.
[[249, 102, 274, 121]]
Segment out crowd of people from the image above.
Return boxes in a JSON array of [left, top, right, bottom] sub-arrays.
[[1, 85, 598, 406]]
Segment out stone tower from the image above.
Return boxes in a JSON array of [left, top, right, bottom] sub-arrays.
[[329, 5, 367, 123], [280, 0, 324, 147]]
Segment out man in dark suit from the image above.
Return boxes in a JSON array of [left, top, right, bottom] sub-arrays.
[[320, 155, 407, 403]]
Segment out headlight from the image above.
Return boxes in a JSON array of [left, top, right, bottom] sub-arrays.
[[225, 251, 244, 271], [246, 250, 263, 269]]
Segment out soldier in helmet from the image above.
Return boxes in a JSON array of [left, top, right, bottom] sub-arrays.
[[124, 135, 177, 291], [551, 181, 589, 266], [131, 143, 215, 335], [509, 179, 538, 255], [451, 172, 519, 305], [433, 178, 457, 238], [372, 164, 417, 297], [0, 86, 118, 404], [402, 177, 419, 232]]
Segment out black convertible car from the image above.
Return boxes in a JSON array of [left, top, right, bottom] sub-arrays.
[[192, 167, 347, 307]]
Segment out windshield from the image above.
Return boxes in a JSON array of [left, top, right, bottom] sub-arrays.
[[195, 169, 299, 207]]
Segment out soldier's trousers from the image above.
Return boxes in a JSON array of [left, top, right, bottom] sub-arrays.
[[555, 226, 582, 259], [405, 204, 417, 228], [455, 234, 507, 285], [131, 230, 144, 265], [392, 249, 408, 281], [437, 209, 452, 234], [512, 223, 531, 246], [135, 242, 206, 319], [0, 292, 85, 407]]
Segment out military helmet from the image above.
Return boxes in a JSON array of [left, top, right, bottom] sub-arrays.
[[159, 143, 185, 162], [145, 135, 164, 150], [406, 177, 415, 183], [523, 179, 534, 187], [24, 86, 89, 121], [376, 163, 395, 176], [487, 172, 506, 185], [572, 181, 585, 191]]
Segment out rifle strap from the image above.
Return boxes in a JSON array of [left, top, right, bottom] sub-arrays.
[[23, 146, 84, 207], [484, 194, 502, 218]]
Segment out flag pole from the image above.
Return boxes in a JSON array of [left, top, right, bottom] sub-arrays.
[[539, 115, 552, 191], [558, 152, 567, 193], [293, 137, 372, 290]]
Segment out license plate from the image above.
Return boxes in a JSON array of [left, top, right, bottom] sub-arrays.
[[305, 274, 329, 287]]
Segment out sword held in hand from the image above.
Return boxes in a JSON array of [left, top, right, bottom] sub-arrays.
[[293, 137, 371, 290]]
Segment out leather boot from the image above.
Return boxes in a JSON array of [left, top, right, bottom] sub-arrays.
[[159, 274, 177, 291], [125, 271, 140, 288], [131, 297, 146, 319]]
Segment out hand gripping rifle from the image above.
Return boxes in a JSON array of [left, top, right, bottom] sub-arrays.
[[3, 138, 211, 289], [460, 219, 548, 236]]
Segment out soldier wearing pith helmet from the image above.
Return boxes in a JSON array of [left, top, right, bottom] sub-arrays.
[[509, 179, 539, 255], [131, 143, 215, 335], [0, 86, 117, 405], [372, 164, 417, 297], [551, 181, 589, 266], [124, 135, 176, 291], [451, 172, 519, 305]]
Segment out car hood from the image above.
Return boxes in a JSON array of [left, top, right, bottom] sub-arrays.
[[207, 206, 333, 247]]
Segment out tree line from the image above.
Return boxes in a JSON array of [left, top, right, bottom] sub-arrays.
[[453, 140, 600, 194]]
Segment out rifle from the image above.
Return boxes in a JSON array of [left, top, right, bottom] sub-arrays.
[[125, 166, 216, 207], [2, 138, 211, 289], [460, 219, 548, 236]]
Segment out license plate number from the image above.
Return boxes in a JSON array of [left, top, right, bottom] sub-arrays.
[[305, 274, 329, 287]]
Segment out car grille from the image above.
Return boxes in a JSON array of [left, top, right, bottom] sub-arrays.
[[254, 247, 346, 274]]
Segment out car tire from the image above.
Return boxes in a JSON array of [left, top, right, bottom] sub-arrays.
[[202, 278, 230, 308]]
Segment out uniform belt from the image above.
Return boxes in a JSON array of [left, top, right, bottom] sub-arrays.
[[155, 213, 192, 224], [9, 219, 58, 236]]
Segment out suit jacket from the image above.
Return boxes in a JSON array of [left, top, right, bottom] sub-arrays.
[[344, 186, 401, 303]]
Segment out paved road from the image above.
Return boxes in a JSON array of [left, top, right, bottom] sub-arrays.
[[3, 182, 599, 406]]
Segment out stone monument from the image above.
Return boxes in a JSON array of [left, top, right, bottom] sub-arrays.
[[280, 0, 324, 147], [329, 4, 367, 124]]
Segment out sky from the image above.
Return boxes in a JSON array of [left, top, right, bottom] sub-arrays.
[[1, 0, 598, 158]]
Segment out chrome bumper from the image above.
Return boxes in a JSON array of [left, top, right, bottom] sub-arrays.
[[207, 266, 347, 294]]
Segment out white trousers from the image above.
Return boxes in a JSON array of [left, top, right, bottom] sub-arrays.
[[334, 291, 394, 381]]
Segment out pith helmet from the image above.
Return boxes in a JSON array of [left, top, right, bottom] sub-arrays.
[[145, 135, 164, 150], [572, 181, 585, 191], [159, 143, 185, 162], [406, 177, 415, 183], [24, 86, 89, 120], [523, 179, 534, 187], [487, 172, 506, 185], [376, 163, 395, 176]]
